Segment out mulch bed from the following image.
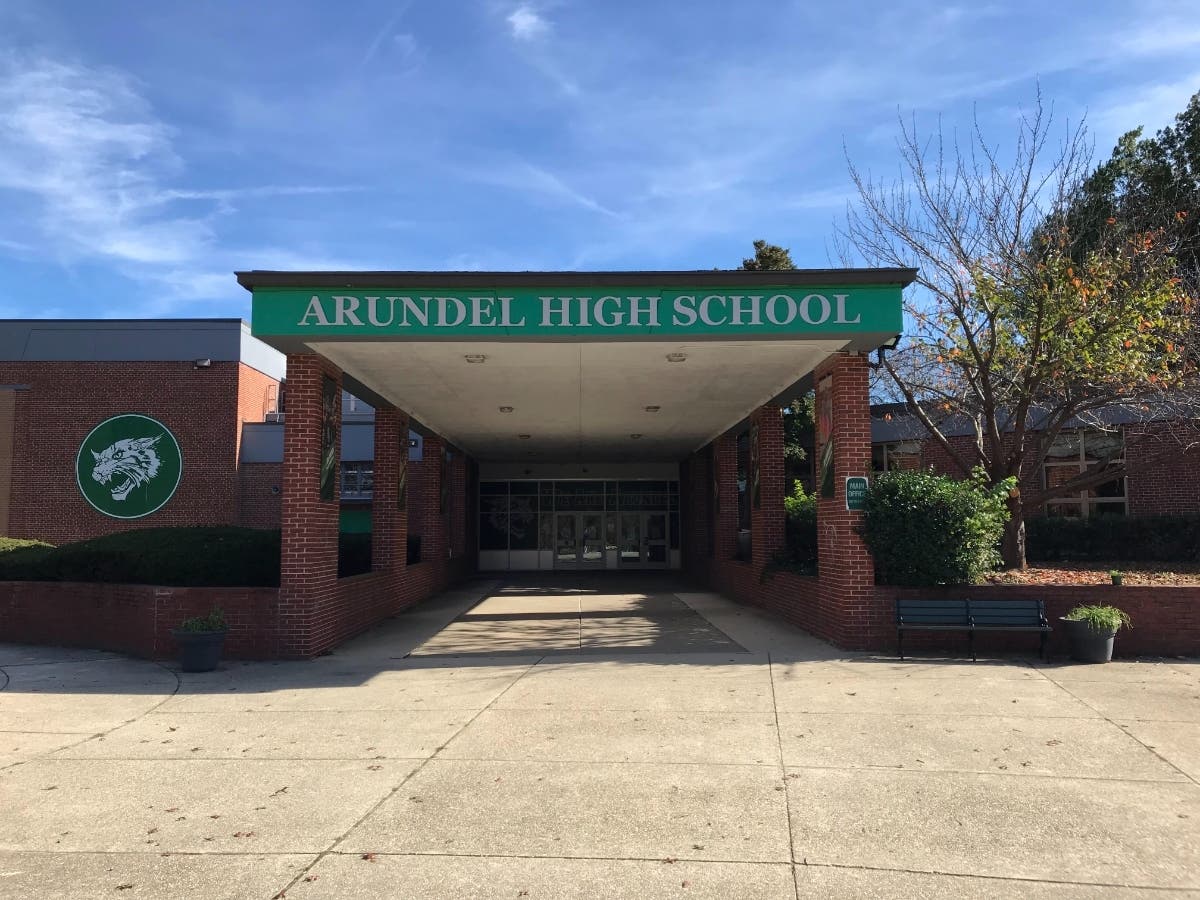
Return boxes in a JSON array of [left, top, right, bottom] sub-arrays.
[[984, 563, 1200, 587]]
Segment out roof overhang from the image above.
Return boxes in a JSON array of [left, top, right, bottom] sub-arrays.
[[241, 269, 914, 461]]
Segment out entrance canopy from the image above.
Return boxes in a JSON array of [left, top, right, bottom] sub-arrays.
[[239, 269, 914, 462]]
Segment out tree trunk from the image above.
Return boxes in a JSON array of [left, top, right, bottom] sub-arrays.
[[1001, 489, 1027, 570]]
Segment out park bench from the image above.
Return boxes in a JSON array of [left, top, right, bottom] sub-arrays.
[[896, 597, 1051, 661]]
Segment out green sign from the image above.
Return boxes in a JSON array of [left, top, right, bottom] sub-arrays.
[[76, 415, 183, 519], [846, 476, 869, 512], [251, 285, 902, 340]]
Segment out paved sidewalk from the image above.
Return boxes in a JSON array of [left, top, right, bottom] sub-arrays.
[[1, 577, 1199, 898]]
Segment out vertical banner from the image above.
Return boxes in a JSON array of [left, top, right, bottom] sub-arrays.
[[750, 421, 761, 508], [710, 444, 720, 515], [817, 375, 835, 499], [440, 448, 450, 514], [397, 433, 408, 511], [319, 375, 338, 502]]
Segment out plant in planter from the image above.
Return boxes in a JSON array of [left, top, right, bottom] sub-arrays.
[[1109, 569, 1124, 586], [171, 608, 228, 673], [1061, 604, 1131, 664]]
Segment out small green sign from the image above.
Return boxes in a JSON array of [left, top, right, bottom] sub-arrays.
[[845, 476, 869, 512], [76, 415, 183, 519]]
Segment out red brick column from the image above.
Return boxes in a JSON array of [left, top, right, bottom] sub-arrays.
[[279, 354, 342, 658], [371, 406, 409, 572], [449, 448, 467, 562], [751, 404, 786, 570], [714, 434, 739, 561], [421, 434, 447, 566], [814, 352, 876, 647]]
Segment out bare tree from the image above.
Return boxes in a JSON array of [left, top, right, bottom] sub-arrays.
[[839, 94, 1198, 568]]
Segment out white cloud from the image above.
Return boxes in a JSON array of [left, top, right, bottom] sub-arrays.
[[0, 53, 357, 309], [507, 5, 549, 41]]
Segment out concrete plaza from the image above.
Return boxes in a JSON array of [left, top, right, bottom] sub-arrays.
[[2, 576, 1199, 898]]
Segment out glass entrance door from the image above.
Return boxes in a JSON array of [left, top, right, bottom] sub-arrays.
[[619, 512, 669, 567], [643, 512, 668, 566], [555, 512, 605, 568]]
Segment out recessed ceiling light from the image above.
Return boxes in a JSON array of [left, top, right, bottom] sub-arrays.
[[666, 352, 687, 363], [499, 406, 514, 413], [644, 405, 660, 412], [518, 434, 531, 439], [630, 433, 643, 439], [464, 354, 487, 363]]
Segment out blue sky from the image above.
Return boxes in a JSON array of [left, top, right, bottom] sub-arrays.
[[0, 0, 1198, 319]]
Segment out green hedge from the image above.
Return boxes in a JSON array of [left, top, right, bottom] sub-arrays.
[[770, 482, 818, 575], [861, 469, 1013, 587], [0, 527, 376, 586], [1027, 515, 1200, 563]]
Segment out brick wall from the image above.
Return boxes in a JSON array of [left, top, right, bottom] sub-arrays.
[[0, 581, 280, 659], [0, 361, 249, 543], [238, 462, 283, 528], [875, 584, 1200, 658], [883, 420, 1200, 518]]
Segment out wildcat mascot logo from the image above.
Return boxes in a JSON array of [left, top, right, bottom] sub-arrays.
[[91, 435, 163, 501], [76, 415, 183, 519]]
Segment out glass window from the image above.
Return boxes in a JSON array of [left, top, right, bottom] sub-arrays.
[[509, 495, 538, 550], [1042, 429, 1127, 518], [341, 462, 374, 500], [478, 512, 508, 550]]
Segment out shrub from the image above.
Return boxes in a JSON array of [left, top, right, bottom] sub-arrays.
[[861, 468, 1014, 586], [770, 482, 818, 575], [1064, 604, 1132, 631], [0, 527, 284, 586], [1027, 514, 1200, 563], [176, 608, 228, 632], [0, 527, 383, 586], [0, 537, 54, 553]]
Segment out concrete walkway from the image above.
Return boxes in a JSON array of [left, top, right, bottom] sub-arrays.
[[1, 577, 1199, 898]]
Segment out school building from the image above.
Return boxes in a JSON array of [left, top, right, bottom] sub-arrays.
[[2, 268, 1193, 659]]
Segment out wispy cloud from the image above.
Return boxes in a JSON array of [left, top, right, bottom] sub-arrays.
[[507, 5, 549, 41], [0, 52, 355, 308], [462, 161, 619, 218]]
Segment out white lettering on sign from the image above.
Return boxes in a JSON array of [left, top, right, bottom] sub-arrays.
[[469, 296, 496, 327], [299, 295, 332, 326], [497, 297, 525, 327], [799, 294, 832, 325], [672, 296, 698, 326], [290, 292, 867, 331], [436, 296, 467, 327], [332, 295, 364, 326], [834, 293, 860, 324]]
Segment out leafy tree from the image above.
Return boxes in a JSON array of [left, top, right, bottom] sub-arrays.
[[740, 240, 811, 488], [1058, 91, 1199, 287], [839, 94, 1198, 569], [741, 239, 797, 271]]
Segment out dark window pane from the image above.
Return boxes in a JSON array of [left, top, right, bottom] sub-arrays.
[[669, 512, 679, 549], [479, 513, 508, 550], [1088, 479, 1126, 499], [481, 481, 508, 495], [1091, 502, 1127, 517], [480, 495, 507, 515], [509, 496, 538, 549], [510, 481, 538, 495]]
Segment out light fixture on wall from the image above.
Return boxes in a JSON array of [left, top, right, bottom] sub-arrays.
[[464, 354, 487, 363], [518, 434, 531, 440], [630, 433, 643, 439], [880, 335, 901, 351], [193, 358, 212, 369], [665, 353, 687, 363], [644, 405, 660, 412], [499, 406, 514, 413]]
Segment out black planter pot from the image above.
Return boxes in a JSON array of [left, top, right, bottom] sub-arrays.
[[1060, 618, 1117, 664], [171, 630, 227, 672]]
